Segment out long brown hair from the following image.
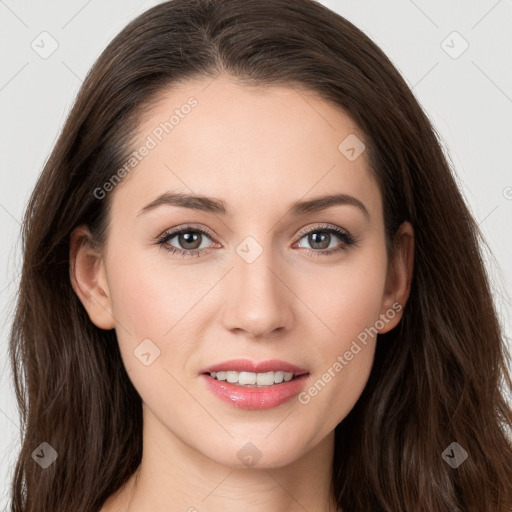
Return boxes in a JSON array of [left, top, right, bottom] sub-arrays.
[[8, 0, 512, 510]]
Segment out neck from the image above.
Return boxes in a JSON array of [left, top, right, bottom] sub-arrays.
[[105, 404, 340, 512]]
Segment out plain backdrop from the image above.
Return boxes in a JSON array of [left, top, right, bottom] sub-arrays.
[[1, 0, 511, 508]]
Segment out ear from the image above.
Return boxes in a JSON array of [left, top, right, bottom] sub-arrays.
[[69, 225, 115, 330], [378, 221, 414, 333]]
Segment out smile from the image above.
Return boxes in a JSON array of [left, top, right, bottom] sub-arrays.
[[208, 370, 298, 387]]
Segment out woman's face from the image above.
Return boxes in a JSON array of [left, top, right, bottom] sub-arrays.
[[72, 75, 413, 469]]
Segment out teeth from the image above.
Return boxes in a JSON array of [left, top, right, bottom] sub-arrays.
[[226, 371, 238, 383], [209, 370, 297, 386], [256, 372, 274, 386], [240, 371, 257, 385]]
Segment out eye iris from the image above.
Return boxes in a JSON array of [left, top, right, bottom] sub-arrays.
[[179, 231, 202, 250], [309, 232, 330, 250]]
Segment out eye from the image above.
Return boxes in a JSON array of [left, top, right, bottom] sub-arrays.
[[294, 224, 356, 256], [156, 226, 217, 258], [155, 223, 357, 258]]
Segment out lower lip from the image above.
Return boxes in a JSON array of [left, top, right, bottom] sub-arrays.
[[201, 374, 310, 410]]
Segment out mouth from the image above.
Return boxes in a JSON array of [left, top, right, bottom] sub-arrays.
[[205, 370, 305, 387], [199, 359, 310, 410]]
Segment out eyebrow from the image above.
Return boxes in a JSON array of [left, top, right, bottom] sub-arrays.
[[137, 191, 370, 220]]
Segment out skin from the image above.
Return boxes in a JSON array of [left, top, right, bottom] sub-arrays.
[[70, 75, 414, 512]]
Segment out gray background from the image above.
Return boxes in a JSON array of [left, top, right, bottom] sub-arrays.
[[1, 0, 511, 507]]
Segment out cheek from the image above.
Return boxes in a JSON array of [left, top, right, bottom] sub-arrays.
[[105, 244, 205, 339], [294, 246, 387, 423], [108, 267, 169, 338], [102, 246, 177, 381], [300, 247, 388, 346], [104, 253, 195, 413], [105, 243, 216, 384]]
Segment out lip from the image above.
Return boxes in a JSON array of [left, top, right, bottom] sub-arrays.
[[200, 359, 310, 410], [200, 358, 309, 375]]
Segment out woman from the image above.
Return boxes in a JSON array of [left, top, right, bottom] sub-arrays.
[[8, 0, 512, 510]]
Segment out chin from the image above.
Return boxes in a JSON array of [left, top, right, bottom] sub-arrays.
[[196, 432, 310, 470]]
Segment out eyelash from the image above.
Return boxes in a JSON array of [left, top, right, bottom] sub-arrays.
[[155, 223, 357, 259]]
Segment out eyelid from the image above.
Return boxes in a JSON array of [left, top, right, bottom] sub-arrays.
[[295, 222, 350, 239], [156, 224, 218, 243], [157, 222, 350, 241]]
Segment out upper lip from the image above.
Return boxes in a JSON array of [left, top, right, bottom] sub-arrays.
[[200, 359, 309, 375]]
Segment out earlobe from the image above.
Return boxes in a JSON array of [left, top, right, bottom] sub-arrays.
[[378, 221, 414, 333], [69, 225, 116, 330]]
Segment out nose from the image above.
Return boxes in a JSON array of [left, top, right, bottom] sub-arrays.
[[221, 243, 295, 339]]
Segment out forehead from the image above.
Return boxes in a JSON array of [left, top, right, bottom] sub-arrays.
[[111, 76, 382, 222]]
